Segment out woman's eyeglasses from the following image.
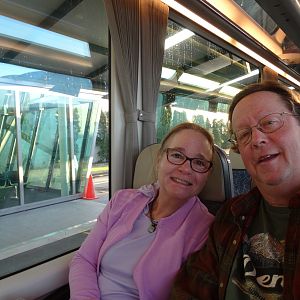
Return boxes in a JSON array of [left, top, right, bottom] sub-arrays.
[[166, 148, 212, 173]]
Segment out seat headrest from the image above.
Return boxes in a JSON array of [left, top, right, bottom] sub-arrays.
[[199, 145, 232, 203], [133, 143, 233, 205], [133, 143, 160, 189], [228, 149, 254, 195], [228, 149, 245, 170]]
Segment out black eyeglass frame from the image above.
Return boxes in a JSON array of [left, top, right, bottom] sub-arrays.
[[228, 112, 299, 148], [165, 148, 213, 173]]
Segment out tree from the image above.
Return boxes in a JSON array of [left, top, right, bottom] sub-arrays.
[[205, 118, 212, 133], [96, 110, 109, 163], [218, 119, 231, 149], [171, 110, 187, 127], [192, 114, 205, 127], [212, 119, 222, 146], [73, 108, 81, 154], [210, 119, 231, 149], [156, 105, 172, 143]]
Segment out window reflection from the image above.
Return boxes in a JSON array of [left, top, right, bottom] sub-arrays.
[[0, 65, 108, 210], [0, 0, 109, 212], [233, 0, 300, 76], [0, 93, 19, 208], [157, 19, 259, 150]]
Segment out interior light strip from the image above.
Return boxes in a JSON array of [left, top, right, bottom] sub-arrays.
[[161, 67, 177, 79], [161, 0, 300, 87], [207, 69, 259, 92], [178, 72, 220, 89], [165, 29, 194, 49]]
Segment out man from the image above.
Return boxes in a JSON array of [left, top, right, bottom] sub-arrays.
[[170, 81, 300, 299]]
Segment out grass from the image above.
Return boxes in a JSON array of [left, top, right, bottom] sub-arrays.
[[92, 165, 109, 172]]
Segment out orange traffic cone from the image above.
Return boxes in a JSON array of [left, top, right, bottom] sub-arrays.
[[82, 175, 97, 200]]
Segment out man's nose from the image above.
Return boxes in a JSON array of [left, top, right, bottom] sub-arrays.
[[250, 127, 267, 146]]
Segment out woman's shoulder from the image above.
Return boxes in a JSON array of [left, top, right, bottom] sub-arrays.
[[113, 183, 157, 199], [110, 188, 142, 206], [193, 196, 215, 217], [113, 188, 139, 197], [110, 184, 155, 208]]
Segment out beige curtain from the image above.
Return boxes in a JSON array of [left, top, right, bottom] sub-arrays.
[[104, 0, 169, 187], [103, 0, 140, 188], [140, 0, 169, 148]]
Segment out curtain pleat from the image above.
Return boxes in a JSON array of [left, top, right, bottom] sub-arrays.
[[140, 0, 169, 148], [103, 0, 140, 188], [104, 0, 169, 187]]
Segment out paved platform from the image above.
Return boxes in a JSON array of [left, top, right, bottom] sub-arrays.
[[0, 195, 108, 261]]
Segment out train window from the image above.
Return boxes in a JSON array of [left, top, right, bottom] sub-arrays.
[[279, 77, 300, 93], [0, 0, 109, 278], [233, 0, 300, 77], [157, 19, 259, 150], [233, 0, 278, 34]]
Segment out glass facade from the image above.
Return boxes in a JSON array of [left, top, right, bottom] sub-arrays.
[[0, 0, 109, 213]]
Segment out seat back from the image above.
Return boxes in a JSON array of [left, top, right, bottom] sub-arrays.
[[133, 143, 160, 189], [228, 149, 252, 196], [199, 145, 233, 214], [133, 143, 233, 215]]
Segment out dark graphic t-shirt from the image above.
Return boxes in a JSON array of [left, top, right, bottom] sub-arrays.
[[225, 199, 290, 300]]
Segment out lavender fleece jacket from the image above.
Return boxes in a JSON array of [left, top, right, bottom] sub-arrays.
[[69, 184, 214, 300]]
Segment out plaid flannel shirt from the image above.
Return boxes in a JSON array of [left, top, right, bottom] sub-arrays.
[[170, 187, 300, 300]]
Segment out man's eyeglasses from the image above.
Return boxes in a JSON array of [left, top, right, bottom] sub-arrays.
[[229, 112, 299, 148], [166, 148, 213, 173]]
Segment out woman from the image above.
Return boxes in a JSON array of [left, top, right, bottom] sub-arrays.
[[69, 122, 215, 300]]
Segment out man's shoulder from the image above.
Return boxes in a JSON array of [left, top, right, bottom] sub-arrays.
[[216, 187, 261, 217]]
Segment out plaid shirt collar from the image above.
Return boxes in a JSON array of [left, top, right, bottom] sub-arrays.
[[231, 187, 261, 218]]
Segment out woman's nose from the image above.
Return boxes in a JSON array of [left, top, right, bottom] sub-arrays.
[[178, 159, 193, 172]]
